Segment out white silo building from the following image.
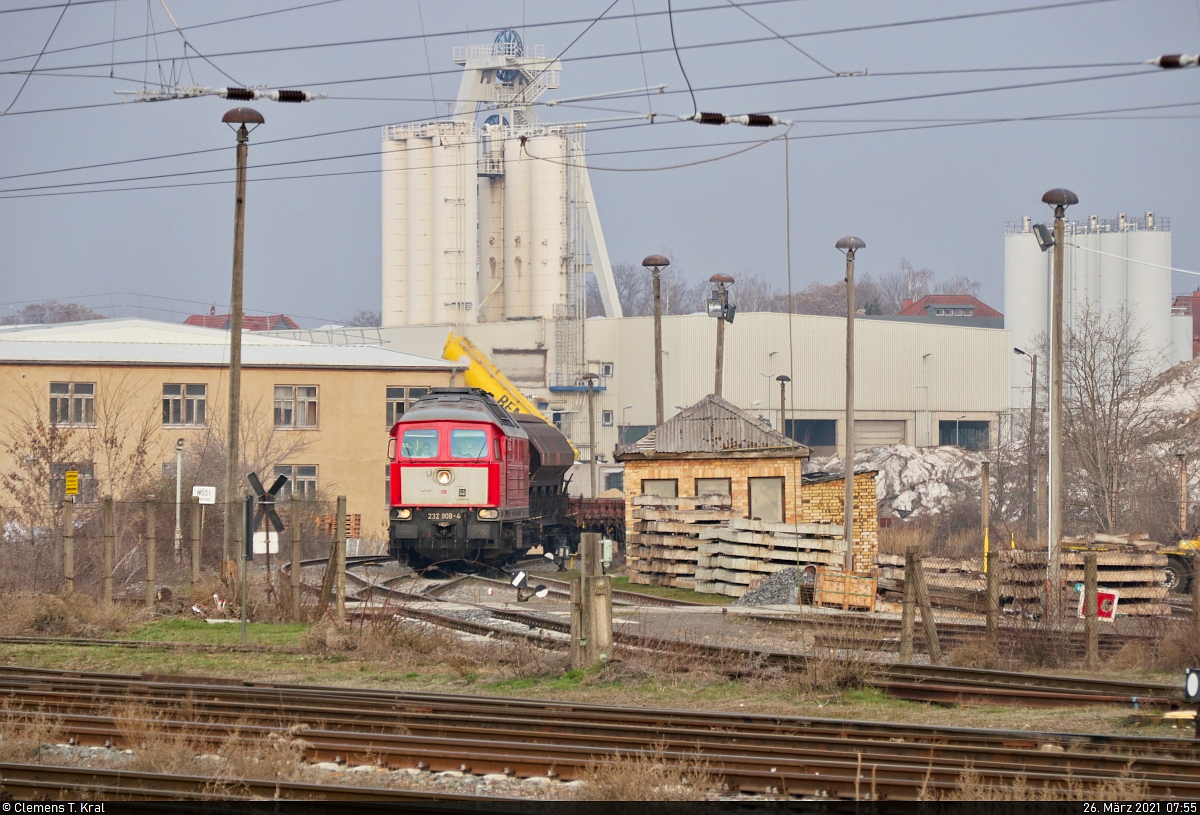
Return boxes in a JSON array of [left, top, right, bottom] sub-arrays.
[[380, 29, 622, 391], [1005, 212, 1192, 408]]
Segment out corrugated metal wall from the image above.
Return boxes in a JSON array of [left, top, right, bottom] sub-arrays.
[[585, 312, 1010, 415]]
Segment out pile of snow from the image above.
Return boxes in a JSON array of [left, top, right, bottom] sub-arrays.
[[807, 444, 986, 520]]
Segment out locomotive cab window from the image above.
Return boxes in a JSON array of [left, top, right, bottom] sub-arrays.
[[450, 429, 489, 459], [400, 429, 439, 458]]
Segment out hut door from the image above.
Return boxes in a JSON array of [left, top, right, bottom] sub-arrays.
[[748, 477, 784, 523]]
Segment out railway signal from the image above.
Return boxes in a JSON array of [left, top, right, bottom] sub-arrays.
[[510, 571, 549, 602], [247, 472, 288, 538]]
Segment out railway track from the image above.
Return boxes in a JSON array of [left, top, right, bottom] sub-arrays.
[[0, 761, 485, 801], [747, 610, 1167, 657], [370, 590, 1184, 709], [0, 666, 1195, 800]]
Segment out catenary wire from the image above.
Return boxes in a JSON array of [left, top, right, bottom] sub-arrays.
[[4, 97, 1196, 199], [667, 0, 699, 116], [0, 0, 353, 63], [0, 0, 1122, 76], [0, 68, 1177, 194], [724, 0, 835, 75], [3, 0, 72, 114]]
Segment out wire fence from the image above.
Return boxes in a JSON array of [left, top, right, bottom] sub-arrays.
[[0, 496, 383, 607]]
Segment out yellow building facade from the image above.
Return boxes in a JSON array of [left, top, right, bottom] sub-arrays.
[[0, 319, 460, 538]]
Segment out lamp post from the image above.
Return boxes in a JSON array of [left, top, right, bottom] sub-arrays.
[[836, 236, 864, 572], [221, 106, 264, 575], [174, 438, 185, 565], [776, 375, 790, 436], [1041, 187, 1078, 611], [1178, 450, 1189, 534], [620, 404, 633, 447], [581, 372, 599, 497], [955, 415, 967, 447], [1014, 347, 1038, 539], [643, 255, 669, 427], [707, 274, 735, 397]]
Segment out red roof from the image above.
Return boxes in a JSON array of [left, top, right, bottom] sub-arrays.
[[184, 313, 299, 331], [898, 295, 1003, 318]]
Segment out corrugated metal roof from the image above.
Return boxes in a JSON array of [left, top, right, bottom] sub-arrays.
[[617, 394, 809, 458], [0, 318, 460, 370]]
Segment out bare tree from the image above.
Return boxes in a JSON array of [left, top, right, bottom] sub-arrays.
[[343, 310, 381, 327], [728, 273, 779, 313], [1053, 306, 1193, 535], [876, 259, 934, 314], [1, 300, 106, 325], [934, 275, 982, 298]]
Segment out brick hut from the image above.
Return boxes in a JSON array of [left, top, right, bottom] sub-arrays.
[[616, 395, 879, 592]]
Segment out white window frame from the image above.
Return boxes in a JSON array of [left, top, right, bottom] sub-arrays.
[[601, 409, 614, 426], [274, 464, 318, 499], [162, 383, 207, 427], [50, 382, 95, 427], [275, 385, 319, 429]]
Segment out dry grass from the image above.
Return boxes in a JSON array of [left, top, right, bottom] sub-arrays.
[[112, 696, 306, 785], [0, 592, 147, 638], [573, 743, 719, 801], [939, 765, 1149, 801], [796, 616, 887, 695], [0, 705, 66, 763], [1146, 621, 1200, 672], [880, 524, 990, 560]]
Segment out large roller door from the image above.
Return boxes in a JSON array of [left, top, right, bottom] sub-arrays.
[[855, 420, 905, 451]]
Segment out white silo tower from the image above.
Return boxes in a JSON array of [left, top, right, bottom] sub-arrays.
[[1004, 211, 1176, 409], [379, 28, 625, 390], [1004, 218, 1050, 407]]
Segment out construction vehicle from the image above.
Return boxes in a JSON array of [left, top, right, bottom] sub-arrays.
[[442, 332, 547, 419], [1065, 533, 1198, 594], [1160, 537, 1199, 593]]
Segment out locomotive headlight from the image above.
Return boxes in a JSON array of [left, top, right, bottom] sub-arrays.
[[435, 469, 453, 486], [392, 508, 412, 521], [479, 509, 499, 520]]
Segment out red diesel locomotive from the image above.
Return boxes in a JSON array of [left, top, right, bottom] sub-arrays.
[[387, 387, 621, 567]]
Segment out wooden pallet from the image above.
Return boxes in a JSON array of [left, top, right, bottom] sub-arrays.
[[814, 567, 878, 611]]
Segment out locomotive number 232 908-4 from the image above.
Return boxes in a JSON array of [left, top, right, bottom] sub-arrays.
[[427, 512, 463, 520]]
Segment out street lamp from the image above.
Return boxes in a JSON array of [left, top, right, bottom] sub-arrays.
[[836, 236, 865, 572], [221, 106, 264, 576], [1013, 347, 1038, 539], [707, 273, 735, 397], [1041, 187, 1078, 608], [642, 254, 670, 427], [620, 404, 633, 446], [174, 438, 185, 565], [581, 372, 599, 497], [776, 375, 790, 436], [955, 415, 967, 447]]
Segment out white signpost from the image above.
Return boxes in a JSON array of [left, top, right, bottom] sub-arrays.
[[192, 486, 216, 505]]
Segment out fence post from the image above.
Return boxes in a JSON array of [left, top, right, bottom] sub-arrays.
[[986, 551, 1000, 648], [103, 496, 114, 604], [569, 576, 585, 670], [189, 497, 200, 597], [981, 461, 991, 558], [1084, 553, 1098, 670], [911, 548, 942, 665], [335, 496, 347, 620], [900, 545, 916, 663], [291, 512, 302, 622], [145, 501, 156, 609], [580, 532, 613, 666], [62, 496, 74, 596]]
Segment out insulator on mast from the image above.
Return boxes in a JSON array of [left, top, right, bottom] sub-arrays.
[[1147, 53, 1199, 68]]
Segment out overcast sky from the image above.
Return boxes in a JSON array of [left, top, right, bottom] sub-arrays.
[[1, 0, 1197, 326]]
